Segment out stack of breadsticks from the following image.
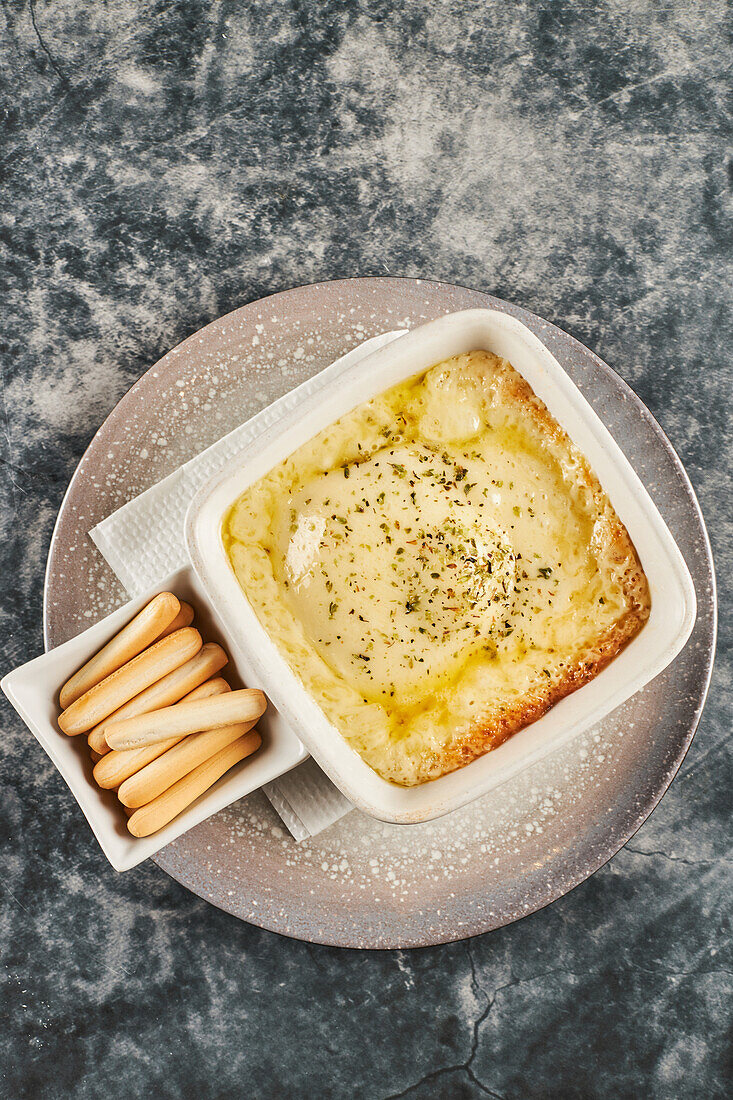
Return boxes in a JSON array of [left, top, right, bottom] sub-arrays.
[[57, 591, 267, 838]]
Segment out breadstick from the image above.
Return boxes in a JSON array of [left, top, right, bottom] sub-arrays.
[[157, 601, 194, 639], [87, 642, 228, 754], [58, 627, 202, 736], [93, 677, 230, 789], [126, 732, 261, 837], [118, 717, 259, 807], [59, 592, 180, 709], [105, 688, 267, 750], [90, 750, 103, 764]]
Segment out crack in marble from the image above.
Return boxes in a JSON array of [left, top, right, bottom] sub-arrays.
[[28, 0, 70, 88], [2, 884, 32, 915], [623, 845, 733, 868], [381, 950, 585, 1100], [381, 1062, 504, 1100]]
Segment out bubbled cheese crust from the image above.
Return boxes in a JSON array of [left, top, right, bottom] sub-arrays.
[[224, 351, 651, 786]]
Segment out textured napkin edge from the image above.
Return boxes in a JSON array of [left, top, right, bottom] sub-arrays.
[[262, 759, 354, 843], [90, 503, 189, 595], [260, 783, 312, 843]]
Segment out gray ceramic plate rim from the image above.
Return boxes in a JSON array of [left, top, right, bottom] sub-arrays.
[[43, 277, 717, 948]]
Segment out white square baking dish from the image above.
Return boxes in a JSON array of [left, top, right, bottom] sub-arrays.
[[1, 565, 307, 870], [185, 309, 697, 824]]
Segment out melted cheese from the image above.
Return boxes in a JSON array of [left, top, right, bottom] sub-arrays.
[[278, 443, 516, 702], [224, 351, 650, 786]]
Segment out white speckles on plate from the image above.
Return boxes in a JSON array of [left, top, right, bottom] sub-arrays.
[[44, 278, 715, 948]]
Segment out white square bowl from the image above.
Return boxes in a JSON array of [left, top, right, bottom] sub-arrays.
[[185, 308, 697, 825], [1, 565, 307, 870]]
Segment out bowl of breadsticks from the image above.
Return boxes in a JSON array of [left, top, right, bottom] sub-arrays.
[[1, 566, 307, 870]]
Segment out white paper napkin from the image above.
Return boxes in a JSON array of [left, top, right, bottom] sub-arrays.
[[90, 330, 407, 840]]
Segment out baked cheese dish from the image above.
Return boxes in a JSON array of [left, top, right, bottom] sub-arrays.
[[223, 351, 651, 786]]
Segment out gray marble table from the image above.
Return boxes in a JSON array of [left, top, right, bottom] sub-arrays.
[[1, 2, 730, 1097]]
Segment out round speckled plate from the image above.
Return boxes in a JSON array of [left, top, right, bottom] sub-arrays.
[[44, 278, 716, 948]]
